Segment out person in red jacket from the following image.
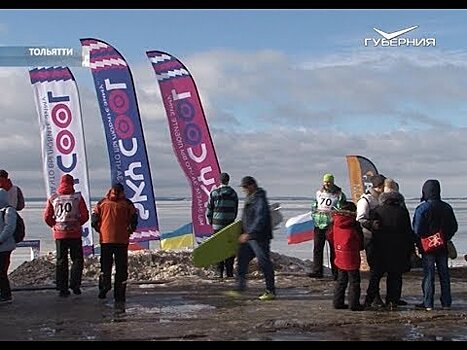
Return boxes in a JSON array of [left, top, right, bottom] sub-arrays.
[[0, 169, 25, 211], [328, 201, 364, 311], [44, 174, 89, 297], [91, 183, 138, 304]]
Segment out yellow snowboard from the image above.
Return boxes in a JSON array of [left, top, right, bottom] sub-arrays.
[[192, 220, 242, 267]]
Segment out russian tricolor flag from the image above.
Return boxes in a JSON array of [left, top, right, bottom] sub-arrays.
[[285, 212, 314, 244]]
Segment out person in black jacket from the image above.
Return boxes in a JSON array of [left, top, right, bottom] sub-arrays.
[[230, 176, 276, 301], [364, 189, 414, 310]]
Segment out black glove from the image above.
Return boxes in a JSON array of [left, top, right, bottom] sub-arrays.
[[371, 220, 381, 231], [91, 212, 100, 233]]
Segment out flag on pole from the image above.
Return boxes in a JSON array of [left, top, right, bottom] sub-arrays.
[[346, 155, 379, 204], [160, 223, 194, 250], [285, 212, 314, 244], [81, 38, 160, 245], [146, 50, 221, 241], [29, 66, 94, 255]]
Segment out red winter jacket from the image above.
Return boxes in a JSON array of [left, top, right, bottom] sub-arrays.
[[328, 211, 363, 271], [44, 175, 89, 240]]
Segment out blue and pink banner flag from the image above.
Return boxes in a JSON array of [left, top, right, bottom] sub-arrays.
[[29, 66, 94, 254], [81, 38, 159, 243], [285, 212, 314, 244], [146, 51, 221, 240]]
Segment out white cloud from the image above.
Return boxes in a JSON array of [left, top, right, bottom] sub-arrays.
[[181, 48, 467, 130], [1, 47, 467, 203]]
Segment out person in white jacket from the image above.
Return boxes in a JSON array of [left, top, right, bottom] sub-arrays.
[[356, 174, 385, 308]]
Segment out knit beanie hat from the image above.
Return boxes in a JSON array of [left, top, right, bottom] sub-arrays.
[[323, 173, 334, 183]]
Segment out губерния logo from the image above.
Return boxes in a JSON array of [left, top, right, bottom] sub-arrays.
[[364, 25, 436, 47]]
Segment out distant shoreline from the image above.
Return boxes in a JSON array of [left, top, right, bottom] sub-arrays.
[[24, 197, 467, 202], [24, 196, 317, 202]]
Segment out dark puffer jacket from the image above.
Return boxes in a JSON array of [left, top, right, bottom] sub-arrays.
[[242, 188, 272, 241], [372, 191, 414, 273], [413, 179, 458, 243]]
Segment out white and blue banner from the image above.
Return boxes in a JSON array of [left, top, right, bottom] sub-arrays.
[[81, 38, 160, 243], [29, 66, 94, 254]]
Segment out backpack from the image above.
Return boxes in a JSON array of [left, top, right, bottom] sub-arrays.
[[270, 202, 283, 230], [1, 206, 25, 243]]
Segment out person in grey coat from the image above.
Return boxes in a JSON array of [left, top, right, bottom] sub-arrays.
[[0, 188, 17, 303]]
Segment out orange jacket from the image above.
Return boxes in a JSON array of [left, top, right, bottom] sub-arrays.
[[92, 191, 137, 244]]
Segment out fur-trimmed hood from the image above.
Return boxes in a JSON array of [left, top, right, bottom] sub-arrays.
[[379, 191, 405, 206]]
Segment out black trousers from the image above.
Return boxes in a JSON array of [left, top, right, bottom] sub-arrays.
[[312, 227, 337, 277], [364, 238, 375, 268], [99, 243, 129, 302], [364, 240, 382, 300], [0, 251, 12, 299], [218, 256, 235, 277], [334, 269, 361, 309], [366, 264, 402, 305], [56, 238, 83, 292]]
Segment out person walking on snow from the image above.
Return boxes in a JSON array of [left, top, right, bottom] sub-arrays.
[[228, 176, 276, 301], [91, 183, 138, 305]]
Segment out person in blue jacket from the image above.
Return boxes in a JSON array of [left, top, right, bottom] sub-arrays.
[[412, 179, 458, 311], [230, 176, 276, 301]]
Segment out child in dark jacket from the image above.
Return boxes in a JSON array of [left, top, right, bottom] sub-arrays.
[[328, 201, 364, 311]]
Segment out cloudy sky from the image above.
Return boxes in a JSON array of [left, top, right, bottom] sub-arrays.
[[1, 9, 467, 200]]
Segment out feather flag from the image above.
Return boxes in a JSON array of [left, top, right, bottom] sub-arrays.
[[81, 38, 160, 246], [146, 50, 221, 241], [160, 223, 194, 250], [29, 66, 94, 255], [346, 155, 379, 204], [285, 212, 314, 244]]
